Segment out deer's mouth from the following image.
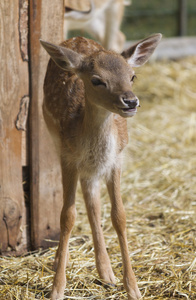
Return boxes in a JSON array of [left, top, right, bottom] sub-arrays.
[[116, 106, 138, 118], [122, 107, 137, 113], [119, 107, 138, 115], [115, 107, 137, 118]]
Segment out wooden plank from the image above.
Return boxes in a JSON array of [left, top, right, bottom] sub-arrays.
[[29, 0, 64, 249], [0, 0, 29, 253], [178, 0, 187, 36]]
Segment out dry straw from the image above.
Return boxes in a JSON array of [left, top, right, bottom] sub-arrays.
[[1, 56, 196, 299]]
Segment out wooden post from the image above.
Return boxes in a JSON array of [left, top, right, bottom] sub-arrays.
[[29, 0, 64, 249], [0, 0, 29, 253], [178, 0, 187, 36]]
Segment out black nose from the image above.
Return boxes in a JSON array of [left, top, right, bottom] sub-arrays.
[[122, 98, 138, 109]]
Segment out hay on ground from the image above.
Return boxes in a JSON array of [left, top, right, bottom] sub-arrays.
[[0, 56, 196, 300]]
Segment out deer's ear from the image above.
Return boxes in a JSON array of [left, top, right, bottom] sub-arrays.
[[121, 33, 162, 67], [40, 40, 82, 71]]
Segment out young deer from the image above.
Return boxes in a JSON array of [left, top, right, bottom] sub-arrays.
[[40, 34, 162, 300]]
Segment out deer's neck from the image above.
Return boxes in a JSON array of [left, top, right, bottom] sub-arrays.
[[77, 98, 118, 179], [82, 98, 114, 138]]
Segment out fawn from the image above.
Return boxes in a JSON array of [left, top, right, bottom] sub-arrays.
[[40, 33, 162, 300]]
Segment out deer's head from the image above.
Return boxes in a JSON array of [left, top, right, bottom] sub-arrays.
[[40, 34, 162, 118]]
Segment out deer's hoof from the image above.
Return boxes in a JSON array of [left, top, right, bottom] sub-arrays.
[[127, 287, 142, 300], [50, 288, 64, 300]]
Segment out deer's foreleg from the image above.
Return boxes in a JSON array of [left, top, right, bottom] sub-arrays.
[[80, 177, 116, 284], [51, 164, 78, 300]]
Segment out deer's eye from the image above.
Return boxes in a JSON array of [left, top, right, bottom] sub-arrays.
[[131, 75, 137, 82], [91, 77, 106, 87]]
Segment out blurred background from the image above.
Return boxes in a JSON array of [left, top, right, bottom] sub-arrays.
[[68, 0, 196, 40], [66, 0, 196, 58], [122, 0, 195, 39]]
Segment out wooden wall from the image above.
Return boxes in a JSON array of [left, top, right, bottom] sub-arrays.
[[0, 0, 64, 254], [0, 0, 29, 253]]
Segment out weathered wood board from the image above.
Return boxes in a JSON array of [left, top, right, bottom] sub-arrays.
[[0, 0, 29, 253], [29, 0, 64, 249]]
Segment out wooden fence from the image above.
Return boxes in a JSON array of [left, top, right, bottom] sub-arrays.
[[0, 0, 64, 254]]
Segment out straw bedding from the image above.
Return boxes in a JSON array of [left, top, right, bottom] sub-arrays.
[[1, 56, 196, 299]]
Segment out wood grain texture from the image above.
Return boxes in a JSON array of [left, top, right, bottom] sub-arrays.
[[0, 0, 28, 252], [29, 0, 64, 249]]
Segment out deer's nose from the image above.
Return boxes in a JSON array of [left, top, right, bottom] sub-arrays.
[[122, 98, 138, 108], [120, 91, 139, 108], [121, 96, 140, 109]]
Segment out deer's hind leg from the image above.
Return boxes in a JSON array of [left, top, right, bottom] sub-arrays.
[[80, 177, 116, 285]]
